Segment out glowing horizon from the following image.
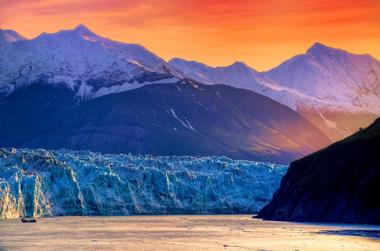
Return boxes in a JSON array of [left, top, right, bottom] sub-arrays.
[[1, 0, 380, 71]]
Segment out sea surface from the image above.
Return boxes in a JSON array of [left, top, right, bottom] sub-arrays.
[[0, 215, 379, 250]]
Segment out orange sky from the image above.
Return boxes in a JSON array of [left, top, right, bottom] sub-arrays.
[[1, 0, 380, 70]]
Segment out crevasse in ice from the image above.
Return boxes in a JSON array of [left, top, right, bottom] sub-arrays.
[[0, 148, 287, 219]]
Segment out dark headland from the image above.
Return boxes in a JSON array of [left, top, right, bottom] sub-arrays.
[[258, 118, 380, 224]]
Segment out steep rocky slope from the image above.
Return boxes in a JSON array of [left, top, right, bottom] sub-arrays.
[[0, 81, 331, 164], [258, 118, 380, 224], [0, 148, 287, 219]]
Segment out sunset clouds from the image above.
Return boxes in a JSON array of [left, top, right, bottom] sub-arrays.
[[1, 0, 379, 70]]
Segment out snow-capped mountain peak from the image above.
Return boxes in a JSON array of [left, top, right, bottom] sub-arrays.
[[74, 24, 94, 34], [33, 24, 103, 46], [169, 57, 263, 88], [266, 43, 380, 113], [170, 43, 380, 141], [63, 24, 100, 42], [169, 57, 300, 108], [1, 26, 379, 142], [229, 61, 251, 69], [0, 25, 181, 99], [0, 29, 26, 44], [306, 42, 335, 55], [171, 43, 380, 114]]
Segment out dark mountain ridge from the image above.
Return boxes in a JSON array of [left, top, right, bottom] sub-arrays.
[[258, 117, 380, 223], [0, 80, 330, 164]]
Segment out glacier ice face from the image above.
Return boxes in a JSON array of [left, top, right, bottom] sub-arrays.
[[0, 148, 287, 219]]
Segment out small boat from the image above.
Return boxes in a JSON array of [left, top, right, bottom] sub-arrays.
[[21, 218, 37, 223]]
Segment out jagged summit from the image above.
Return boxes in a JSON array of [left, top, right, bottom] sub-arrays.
[[0, 29, 26, 43], [306, 42, 332, 53], [229, 61, 248, 68], [74, 24, 92, 32], [305, 42, 371, 59], [169, 42, 380, 141], [1, 25, 379, 142], [169, 58, 251, 71], [305, 42, 344, 58], [169, 57, 211, 69], [35, 24, 99, 42], [0, 24, 180, 99], [72, 24, 98, 37], [169, 56, 263, 90], [267, 41, 380, 112]]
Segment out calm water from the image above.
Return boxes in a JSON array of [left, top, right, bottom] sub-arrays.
[[0, 215, 379, 251]]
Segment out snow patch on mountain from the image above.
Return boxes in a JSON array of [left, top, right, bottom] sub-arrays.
[[317, 110, 337, 129], [92, 77, 179, 98], [169, 108, 197, 132]]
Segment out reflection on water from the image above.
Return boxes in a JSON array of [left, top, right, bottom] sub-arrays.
[[320, 230, 380, 240], [0, 215, 380, 251]]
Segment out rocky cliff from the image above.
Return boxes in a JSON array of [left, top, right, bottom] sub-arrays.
[[258, 118, 380, 224]]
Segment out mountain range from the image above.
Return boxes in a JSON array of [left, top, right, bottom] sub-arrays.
[[0, 25, 379, 163], [0, 25, 180, 99], [170, 44, 380, 141]]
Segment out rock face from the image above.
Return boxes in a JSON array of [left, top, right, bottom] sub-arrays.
[[258, 118, 380, 224], [0, 148, 287, 219], [0, 82, 330, 164]]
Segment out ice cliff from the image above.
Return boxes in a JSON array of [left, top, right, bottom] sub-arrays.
[[0, 148, 287, 219]]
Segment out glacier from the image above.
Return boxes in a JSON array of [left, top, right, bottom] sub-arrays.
[[0, 148, 287, 219]]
